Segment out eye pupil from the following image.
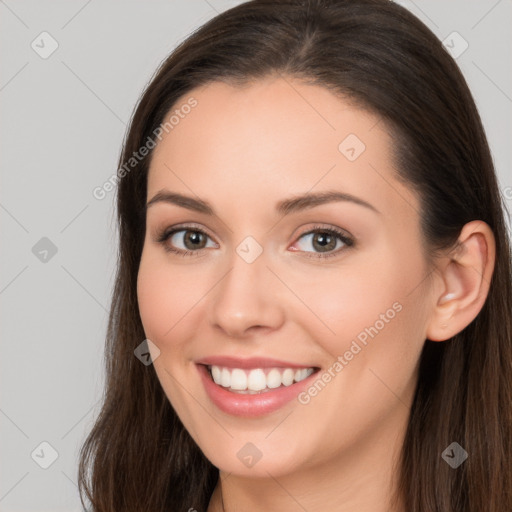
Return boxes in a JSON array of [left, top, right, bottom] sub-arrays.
[[184, 231, 206, 249], [313, 232, 336, 252]]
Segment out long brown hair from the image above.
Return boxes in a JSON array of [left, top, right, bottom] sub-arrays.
[[78, 1, 512, 510]]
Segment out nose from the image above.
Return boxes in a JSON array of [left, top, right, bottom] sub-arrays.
[[208, 247, 286, 339]]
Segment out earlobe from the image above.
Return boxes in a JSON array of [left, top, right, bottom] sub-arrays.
[[426, 221, 496, 342]]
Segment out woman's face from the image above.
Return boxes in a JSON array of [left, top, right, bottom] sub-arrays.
[[137, 76, 435, 479]]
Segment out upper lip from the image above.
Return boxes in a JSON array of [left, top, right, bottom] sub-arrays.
[[195, 356, 318, 369]]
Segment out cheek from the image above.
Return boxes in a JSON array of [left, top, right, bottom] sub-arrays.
[[286, 259, 405, 338], [288, 246, 429, 374], [283, 261, 427, 455], [136, 250, 199, 343], [137, 254, 168, 340]]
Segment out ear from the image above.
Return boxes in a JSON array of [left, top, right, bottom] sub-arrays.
[[426, 220, 496, 342]]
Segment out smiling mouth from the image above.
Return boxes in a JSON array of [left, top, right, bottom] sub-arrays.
[[205, 364, 320, 394]]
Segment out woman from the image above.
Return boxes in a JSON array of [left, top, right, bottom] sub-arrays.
[[78, 1, 512, 511]]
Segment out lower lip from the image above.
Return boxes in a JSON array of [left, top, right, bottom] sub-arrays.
[[197, 364, 318, 418]]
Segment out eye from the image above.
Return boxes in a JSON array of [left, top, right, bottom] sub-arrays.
[[156, 223, 354, 259], [290, 225, 354, 258], [157, 225, 217, 256]]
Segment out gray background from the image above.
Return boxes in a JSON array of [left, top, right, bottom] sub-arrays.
[[1, 1, 510, 510]]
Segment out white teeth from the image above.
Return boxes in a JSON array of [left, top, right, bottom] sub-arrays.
[[230, 369, 247, 390], [220, 368, 231, 387], [266, 368, 282, 389], [299, 368, 314, 381], [211, 365, 221, 384], [247, 369, 267, 391], [208, 365, 315, 392], [282, 368, 294, 386]]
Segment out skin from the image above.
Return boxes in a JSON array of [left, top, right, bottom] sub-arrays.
[[136, 75, 495, 512]]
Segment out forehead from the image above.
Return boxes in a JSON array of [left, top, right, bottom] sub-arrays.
[[147, 77, 419, 223]]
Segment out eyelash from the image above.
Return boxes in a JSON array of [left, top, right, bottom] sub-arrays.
[[156, 223, 354, 259], [294, 224, 354, 259]]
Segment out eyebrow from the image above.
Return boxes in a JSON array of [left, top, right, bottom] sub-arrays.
[[145, 189, 380, 215]]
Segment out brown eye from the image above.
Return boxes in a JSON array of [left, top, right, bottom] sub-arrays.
[[311, 232, 338, 252], [292, 226, 354, 258], [158, 227, 217, 255], [181, 230, 208, 250]]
